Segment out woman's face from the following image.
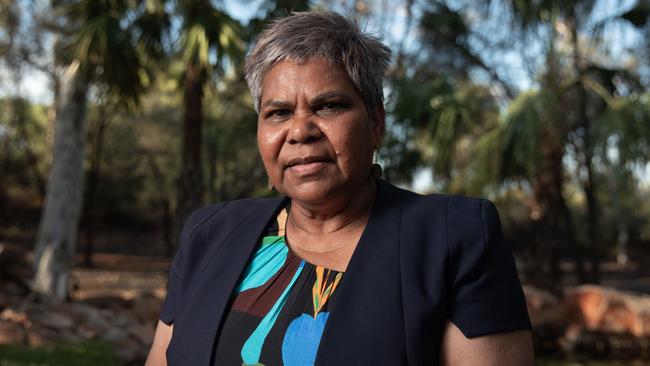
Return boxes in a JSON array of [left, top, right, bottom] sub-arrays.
[[257, 58, 384, 206]]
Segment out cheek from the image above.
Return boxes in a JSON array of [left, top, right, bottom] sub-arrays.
[[332, 133, 373, 170], [257, 127, 283, 162]]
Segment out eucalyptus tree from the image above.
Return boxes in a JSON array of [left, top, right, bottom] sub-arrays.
[[33, 0, 168, 300]]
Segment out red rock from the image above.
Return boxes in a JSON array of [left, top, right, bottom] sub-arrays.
[[0, 320, 26, 345], [26, 326, 66, 347], [565, 285, 650, 337]]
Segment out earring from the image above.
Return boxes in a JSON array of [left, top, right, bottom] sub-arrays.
[[267, 178, 275, 191], [371, 150, 383, 178]]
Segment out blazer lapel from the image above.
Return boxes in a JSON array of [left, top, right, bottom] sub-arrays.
[[315, 179, 409, 365], [169, 196, 288, 365]]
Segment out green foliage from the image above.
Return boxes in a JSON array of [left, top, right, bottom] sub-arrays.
[[593, 94, 650, 168], [0, 97, 48, 191], [177, 0, 246, 81], [389, 76, 498, 189], [58, 0, 169, 106], [203, 74, 266, 201], [0, 341, 121, 366]]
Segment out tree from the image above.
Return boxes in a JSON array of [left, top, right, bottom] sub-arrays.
[[32, 0, 168, 299], [388, 0, 650, 288], [469, 0, 650, 286], [172, 0, 245, 248]]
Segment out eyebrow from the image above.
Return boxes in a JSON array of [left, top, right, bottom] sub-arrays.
[[261, 99, 293, 109], [260, 91, 351, 109], [309, 91, 351, 106]]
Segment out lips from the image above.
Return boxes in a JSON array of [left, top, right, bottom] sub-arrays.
[[284, 156, 333, 175], [285, 156, 333, 168]]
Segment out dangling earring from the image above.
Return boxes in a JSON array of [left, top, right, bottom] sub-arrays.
[[267, 178, 275, 191], [371, 150, 383, 178]]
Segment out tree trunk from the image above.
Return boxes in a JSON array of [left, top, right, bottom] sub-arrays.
[[174, 60, 205, 248], [570, 18, 601, 283], [603, 154, 629, 266], [531, 123, 569, 291], [146, 153, 173, 257], [83, 109, 108, 268], [33, 61, 88, 301]]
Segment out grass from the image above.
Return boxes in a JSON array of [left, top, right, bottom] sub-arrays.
[[0, 341, 122, 366]]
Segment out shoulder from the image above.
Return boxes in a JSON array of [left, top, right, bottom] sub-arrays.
[[180, 196, 285, 243], [382, 180, 504, 260], [379, 179, 492, 221]]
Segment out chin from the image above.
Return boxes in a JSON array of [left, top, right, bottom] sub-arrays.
[[283, 180, 342, 205]]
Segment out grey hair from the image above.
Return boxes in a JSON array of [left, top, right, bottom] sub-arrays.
[[245, 11, 391, 114]]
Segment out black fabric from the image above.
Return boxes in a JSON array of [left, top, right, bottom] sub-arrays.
[[159, 179, 531, 366]]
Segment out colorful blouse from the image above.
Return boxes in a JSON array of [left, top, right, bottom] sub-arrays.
[[212, 208, 344, 366]]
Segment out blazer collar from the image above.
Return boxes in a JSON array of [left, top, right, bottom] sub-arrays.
[[171, 196, 288, 365], [314, 178, 406, 365]]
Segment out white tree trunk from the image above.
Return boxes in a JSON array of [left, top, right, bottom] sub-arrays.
[[33, 61, 88, 300]]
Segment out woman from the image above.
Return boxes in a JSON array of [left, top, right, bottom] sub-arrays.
[[147, 11, 533, 366]]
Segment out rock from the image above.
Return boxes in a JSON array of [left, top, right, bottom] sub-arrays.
[[30, 311, 75, 330], [565, 285, 650, 337], [59, 328, 84, 344], [128, 323, 155, 345], [132, 292, 163, 325], [101, 326, 129, 343], [84, 296, 132, 311], [0, 308, 29, 326], [0, 320, 26, 345], [112, 312, 137, 328], [69, 302, 111, 333], [26, 326, 64, 347]]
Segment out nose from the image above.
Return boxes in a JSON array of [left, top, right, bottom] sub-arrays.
[[287, 112, 322, 144]]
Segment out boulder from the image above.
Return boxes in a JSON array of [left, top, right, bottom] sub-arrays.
[[101, 326, 129, 343], [565, 285, 650, 337], [128, 322, 155, 345], [69, 302, 111, 334], [132, 292, 163, 325], [29, 311, 75, 330], [0, 320, 26, 345]]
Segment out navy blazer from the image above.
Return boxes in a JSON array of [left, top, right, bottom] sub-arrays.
[[160, 179, 531, 365]]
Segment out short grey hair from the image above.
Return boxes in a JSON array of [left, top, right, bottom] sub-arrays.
[[245, 11, 391, 114]]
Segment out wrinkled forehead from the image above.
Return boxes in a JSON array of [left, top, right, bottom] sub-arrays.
[[257, 56, 363, 108]]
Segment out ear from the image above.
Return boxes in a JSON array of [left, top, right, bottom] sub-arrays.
[[370, 104, 386, 148]]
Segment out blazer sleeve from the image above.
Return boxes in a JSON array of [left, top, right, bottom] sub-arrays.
[[447, 198, 531, 338], [159, 202, 228, 325]]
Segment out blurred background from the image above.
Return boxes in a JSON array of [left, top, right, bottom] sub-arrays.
[[0, 0, 649, 365]]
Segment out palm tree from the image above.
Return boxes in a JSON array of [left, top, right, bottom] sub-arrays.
[[33, 0, 168, 300], [173, 0, 245, 247], [469, 0, 650, 286], [390, 0, 650, 288]]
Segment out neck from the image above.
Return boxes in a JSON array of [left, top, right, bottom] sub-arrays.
[[288, 177, 377, 236]]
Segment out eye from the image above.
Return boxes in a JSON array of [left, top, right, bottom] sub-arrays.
[[265, 109, 292, 121], [316, 101, 348, 116]]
